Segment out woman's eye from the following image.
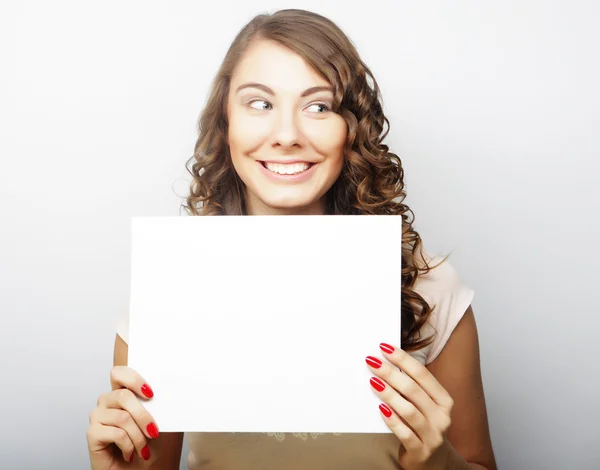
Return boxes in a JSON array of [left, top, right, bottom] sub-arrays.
[[249, 100, 271, 110], [307, 103, 330, 113], [247, 100, 330, 113]]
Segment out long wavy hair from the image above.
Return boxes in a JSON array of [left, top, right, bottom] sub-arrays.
[[183, 9, 449, 353]]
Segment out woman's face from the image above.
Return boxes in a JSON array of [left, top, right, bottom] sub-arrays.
[[226, 39, 347, 215]]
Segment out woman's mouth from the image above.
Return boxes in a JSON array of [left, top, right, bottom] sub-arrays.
[[261, 161, 314, 176]]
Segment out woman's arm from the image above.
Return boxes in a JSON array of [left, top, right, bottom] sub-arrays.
[[425, 306, 497, 470], [114, 334, 185, 470]]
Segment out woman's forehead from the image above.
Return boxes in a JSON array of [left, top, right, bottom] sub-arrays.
[[231, 40, 329, 93]]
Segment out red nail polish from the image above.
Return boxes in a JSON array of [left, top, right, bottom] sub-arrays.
[[142, 445, 151, 461], [370, 377, 385, 392], [141, 384, 154, 398], [147, 422, 159, 439], [379, 403, 393, 418], [365, 356, 382, 369], [129, 453, 134, 463], [380, 343, 395, 354]]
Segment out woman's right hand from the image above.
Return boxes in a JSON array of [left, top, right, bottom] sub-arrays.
[[87, 366, 160, 469]]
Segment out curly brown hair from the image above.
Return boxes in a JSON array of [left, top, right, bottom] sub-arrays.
[[183, 8, 450, 353]]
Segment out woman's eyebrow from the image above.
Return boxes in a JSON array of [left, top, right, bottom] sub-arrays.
[[235, 82, 333, 97]]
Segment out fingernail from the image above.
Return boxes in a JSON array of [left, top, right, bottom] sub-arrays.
[[147, 422, 159, 439], [380, 343, 395, 354], [370, 377, 385, 392], [379, 403, 393, 418], [142, 445, 151, 460], [129, 453, 134, 463], [141, 384, 154, 398], [365, 356, 382, 369]]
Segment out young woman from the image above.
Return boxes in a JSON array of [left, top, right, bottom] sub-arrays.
[[87, 9, 497, 470]]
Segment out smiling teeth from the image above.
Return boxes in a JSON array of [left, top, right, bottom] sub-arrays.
[[264, 162, 311, 175]]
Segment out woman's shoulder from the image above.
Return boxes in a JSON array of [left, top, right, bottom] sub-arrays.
[[413, 249, 470, 298], [409, 248, 475, 365]]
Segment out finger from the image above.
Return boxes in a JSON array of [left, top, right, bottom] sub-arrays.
[[366, 355, 437, 421], [97, 388, 160, 441], [109, 365, 154, 399], [369, 376, 438, 443], [91, 407, 149, 459], [379, 343, 453, 409], [378, 403, 422, 454], [87, 422, 136, 463]]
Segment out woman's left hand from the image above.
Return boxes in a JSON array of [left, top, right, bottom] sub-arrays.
[[365, 343, 454, 470]]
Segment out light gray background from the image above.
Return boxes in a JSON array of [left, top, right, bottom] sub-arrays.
[[1, 1, 598, 469]]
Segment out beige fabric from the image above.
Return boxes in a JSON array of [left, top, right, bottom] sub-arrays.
[[116, 253, 474, 469], [186, 432, 402, 470]]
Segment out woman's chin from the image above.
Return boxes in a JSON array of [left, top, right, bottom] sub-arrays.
[[253, 192, 323, 215]]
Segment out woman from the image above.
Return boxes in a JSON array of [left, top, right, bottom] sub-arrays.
[[87, 8, 497, 470]]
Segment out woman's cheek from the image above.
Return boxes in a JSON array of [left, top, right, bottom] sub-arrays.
[[229, 117, 271, 150]]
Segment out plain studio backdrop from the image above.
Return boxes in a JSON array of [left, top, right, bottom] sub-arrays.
[[1, 1, 598, 469]]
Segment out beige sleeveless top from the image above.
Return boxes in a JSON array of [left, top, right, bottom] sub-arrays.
[[116, 253, 474, 470]]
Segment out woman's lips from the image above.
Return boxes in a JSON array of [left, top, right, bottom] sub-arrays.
[[257, 160, 318, 182]]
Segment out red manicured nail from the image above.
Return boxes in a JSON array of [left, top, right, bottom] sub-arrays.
[[365, 356, 382, 369], [141, 384, 154, 398], [129, 453, 134, 463], [379, 403, 393, 418], [147, 422, 159, 439], [142, 445, 151, 460], [380, 343, 395, 354], [370, 377, 385, 392]]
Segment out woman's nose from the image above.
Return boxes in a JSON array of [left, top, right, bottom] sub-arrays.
[[271, 111, 302, 148]]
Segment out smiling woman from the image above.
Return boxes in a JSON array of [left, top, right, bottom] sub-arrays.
[[183, 10, 398, 219], [86, 8, 497, 470]]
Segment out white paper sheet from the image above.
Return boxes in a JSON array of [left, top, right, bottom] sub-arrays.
[[128, 215, 402, 433]]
